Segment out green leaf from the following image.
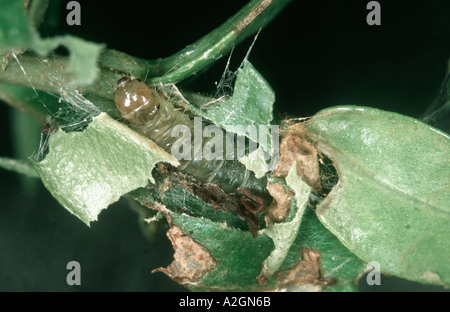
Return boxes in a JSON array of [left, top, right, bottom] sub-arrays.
[[0, 54, 120, 121], [148, 160, 365, 291], [421, 70, 450, 134], [303, 106, 450, 286], [159, 187, 249, 230], [0, 0, 34, 49], [31, 113, 178, 225], [190, 60, 275, 144], [176, 60, 276, 178], [139, 166, 311, 291], [280, 207, 366, 291], [259, 164, 311, 279], [166, 212, 275, 291], [0, 0, 104, 87], [32, 35, 105, 86], [239, 146, 272, 178]]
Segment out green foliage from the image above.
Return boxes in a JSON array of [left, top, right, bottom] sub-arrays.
[[0, 0, 34, 49], [259, 165, 311, 281], [0, 0, 448, 292], [0, 0, 104, 85], [31, 113, 178, 225], [304, 106, 450, 286], [189, 60, 275, 145]]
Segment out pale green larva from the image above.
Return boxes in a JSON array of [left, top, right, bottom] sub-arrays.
[[113, 77, 269, 201]]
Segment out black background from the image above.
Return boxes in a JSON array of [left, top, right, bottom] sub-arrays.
[[0, 0, 449, 291]]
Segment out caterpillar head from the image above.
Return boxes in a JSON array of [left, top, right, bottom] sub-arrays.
[[114, 77, 159, 121]]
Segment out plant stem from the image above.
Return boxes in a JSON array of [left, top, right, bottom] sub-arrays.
[[0, 0, 292, 119], [97, 0, 292, 84]]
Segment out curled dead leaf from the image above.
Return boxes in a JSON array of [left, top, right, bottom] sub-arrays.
[[273, 124, 321, 192], [265, 182, 293, 226], [152, 225, 216, 286]]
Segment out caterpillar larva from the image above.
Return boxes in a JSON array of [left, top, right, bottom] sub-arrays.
[[114, 77, 269, 203]]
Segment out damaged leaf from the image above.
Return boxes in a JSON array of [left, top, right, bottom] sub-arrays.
[[31, 113, 178, 225], [150, 157, 363, 291], [153, 183, 250, 231], [280, 207, 367, 291], [239, 146, 272, 178], [160, 211, 274, 291], [189, 60, 275, 145], [32, 35, 105, 86], [258, 163, 311, 282], [0, 0, 104, 86], [274, 248, 331, 291], [264, 181, 293, 225], [303, 106, 450, 287], [153, 225, 216, 285], [273, 123, 321, 191]]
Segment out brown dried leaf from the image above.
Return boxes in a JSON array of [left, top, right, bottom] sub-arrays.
[[273, 124, 321, 191], [152, 225, 216, 286], [275, 248, 334, 287], [265, 182, 293, 225]]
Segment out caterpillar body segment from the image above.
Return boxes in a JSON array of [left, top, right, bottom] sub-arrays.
[[114, 77, 269, 201]]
